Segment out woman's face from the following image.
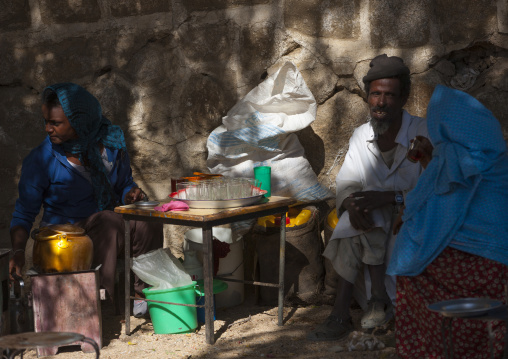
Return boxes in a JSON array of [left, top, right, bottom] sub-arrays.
[[42, 104, 78, 144]]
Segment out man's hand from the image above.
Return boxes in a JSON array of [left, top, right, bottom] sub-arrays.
[[9, 225, 29, 280], [342, 191, 394, 231], [409, 135, 434, 169], [124, 187, 145, 204], [9, 251, 25, 280]]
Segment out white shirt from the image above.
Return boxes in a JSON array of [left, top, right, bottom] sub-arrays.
[[335, 109, 428, 210], [330, 109, 428, 307], [67, 148, 114, 184]]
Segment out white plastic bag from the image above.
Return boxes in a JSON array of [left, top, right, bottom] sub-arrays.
[[131, 248, 192, 291], [206, 61, 333, 201]]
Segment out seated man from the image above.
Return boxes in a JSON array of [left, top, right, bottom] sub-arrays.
[[307, 54, 427, 341], [9, 82, 163, 317]]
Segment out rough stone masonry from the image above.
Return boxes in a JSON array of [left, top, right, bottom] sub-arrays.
[[1, 0, 507, 254]]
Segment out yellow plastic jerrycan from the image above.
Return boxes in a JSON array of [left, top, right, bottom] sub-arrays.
[[288, 209, 312, 227], [257, 208, 312, 228], [327, 208, 339, 229], [257, 213, 289, 227]]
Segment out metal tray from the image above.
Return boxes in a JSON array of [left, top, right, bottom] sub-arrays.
[[0, 331, 84, 349], [427, 298, 504, 318], [169, 193, 267, 209], [134, 200, 160, 208]]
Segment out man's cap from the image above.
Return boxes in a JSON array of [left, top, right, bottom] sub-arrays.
[[362, 54, 410, 84]]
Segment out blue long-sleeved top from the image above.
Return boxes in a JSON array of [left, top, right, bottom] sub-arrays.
[[10, 136, 137, 233]]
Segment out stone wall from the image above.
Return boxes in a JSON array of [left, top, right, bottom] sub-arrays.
[[1, 0, 507, 252]]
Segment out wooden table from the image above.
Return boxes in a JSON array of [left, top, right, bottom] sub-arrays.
[[114, 196, 296, 344]]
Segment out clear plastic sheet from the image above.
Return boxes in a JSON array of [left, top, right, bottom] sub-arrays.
[[131, 249, 192, 291]]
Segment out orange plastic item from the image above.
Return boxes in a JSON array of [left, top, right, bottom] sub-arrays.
[[182, 176, 204, 182], [192, 172, 223, 179]]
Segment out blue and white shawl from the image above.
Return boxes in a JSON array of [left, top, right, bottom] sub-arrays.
[[388, 85, 508, 276]]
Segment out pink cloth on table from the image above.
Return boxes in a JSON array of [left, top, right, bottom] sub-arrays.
[[154, 201, 189, 212]]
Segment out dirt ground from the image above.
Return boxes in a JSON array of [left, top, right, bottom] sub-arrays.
[[19, 286, 397, 359]]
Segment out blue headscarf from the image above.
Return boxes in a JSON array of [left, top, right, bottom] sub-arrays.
[[44, 83, 127, 211], [387, 85, 508, 276]]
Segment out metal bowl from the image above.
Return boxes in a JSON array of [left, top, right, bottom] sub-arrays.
[[134, 201, 160, 208], [427, 298, 504, 318]]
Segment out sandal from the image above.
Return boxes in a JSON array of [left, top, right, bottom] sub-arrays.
[[306, 315, 353, 342], [361, 298, 393, 329]]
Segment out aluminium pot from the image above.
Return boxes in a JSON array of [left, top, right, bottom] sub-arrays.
[[32, 224, 93, 273]]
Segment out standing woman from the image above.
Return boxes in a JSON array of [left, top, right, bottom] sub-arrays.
[[10, 83, 163, 317], [388, 85, 508, 358]]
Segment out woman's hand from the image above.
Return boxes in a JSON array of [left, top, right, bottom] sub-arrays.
[[124, 187, 145, 204]]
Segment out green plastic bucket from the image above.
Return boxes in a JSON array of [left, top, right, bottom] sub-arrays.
[[142, 282, 197, 334], [194, 279, 228, 324]]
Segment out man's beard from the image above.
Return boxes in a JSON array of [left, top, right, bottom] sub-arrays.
[[369, 116, 391, 135]]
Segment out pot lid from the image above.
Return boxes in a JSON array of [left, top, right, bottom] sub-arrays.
[[39, 223, 85, 235], [48, 223, 86, 235]]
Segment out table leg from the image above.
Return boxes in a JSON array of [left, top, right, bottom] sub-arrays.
[[202, 226, 214, 344], [441, 317, 454, 359], [278, 212, 286, 326], [504, 320, 508, 359], [487, 321, 494, 359], [124, 219, 131, 336]]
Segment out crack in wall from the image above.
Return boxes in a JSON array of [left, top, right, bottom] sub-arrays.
[[135, 135, 171, 148], [429, 41, 507, 92]]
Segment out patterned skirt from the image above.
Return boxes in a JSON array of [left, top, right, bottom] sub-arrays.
[[396, 247, 507, 358]]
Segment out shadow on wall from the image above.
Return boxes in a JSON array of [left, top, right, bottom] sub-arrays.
[[297, 127, 325, 175], [2, 0, 508, 238]]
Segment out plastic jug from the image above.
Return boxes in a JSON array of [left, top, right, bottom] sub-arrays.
[[327, 208, 338, 229], [182, 251, 203, 281], [257, 209, 312, 228]]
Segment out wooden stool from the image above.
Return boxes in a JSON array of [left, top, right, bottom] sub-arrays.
[[30, 270, 102, 357], [0, 332, 100, 358]]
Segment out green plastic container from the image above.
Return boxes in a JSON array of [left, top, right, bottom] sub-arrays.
[[194, 279, 228, 297], [254, 166, 271, 197], [194, 279, 228, 324], [142, 282, 197, 334]]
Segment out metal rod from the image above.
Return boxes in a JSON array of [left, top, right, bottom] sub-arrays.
[[124, 219, 131, 336], [504, 318, 508, 359], [6, 349, 25, 359], [448, 318, 454, 359], [487, 320, 494, 359], [202, 226, 215, 344], [214, 276, 280, 288], [278, 211, 286, 326], [129, 296, 203, 308], [81, 337, 101, 359], [441, 317, 451, 359]]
